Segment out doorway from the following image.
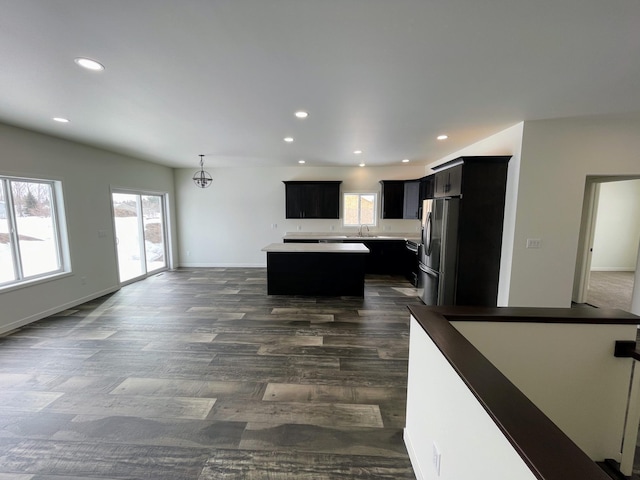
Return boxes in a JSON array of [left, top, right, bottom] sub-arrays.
[[112, 191, 168, 284], [573, 177, 640, 312]]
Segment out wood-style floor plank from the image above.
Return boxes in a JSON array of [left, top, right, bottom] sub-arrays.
[[0, 268, 419, 478]]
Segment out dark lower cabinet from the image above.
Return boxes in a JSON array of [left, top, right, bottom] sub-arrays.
[[283, 238, 410, 275], [266, 252, 366, 296], [344, 239, 408, 274]]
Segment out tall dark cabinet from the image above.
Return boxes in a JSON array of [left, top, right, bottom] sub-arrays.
[[428, 156, 511, 307]]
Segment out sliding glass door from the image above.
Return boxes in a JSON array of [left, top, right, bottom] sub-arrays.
[[112, 191, 167, 284]]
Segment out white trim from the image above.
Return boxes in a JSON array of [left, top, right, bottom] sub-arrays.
[[590, 267, 636, 272], [179, 262, 265, 268], [342, 192, 378, 227], [403, 429, 425, 480]]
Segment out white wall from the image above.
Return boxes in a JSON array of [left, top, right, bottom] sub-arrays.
[[175, 165, 426, 267], [428, 115, 640, 307], [507, 115, 640, 306], [591, 179, 640, 271], [0, 123, 178, 334], [404, 317, 539, 480]]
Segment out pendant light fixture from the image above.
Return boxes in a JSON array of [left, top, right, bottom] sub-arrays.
[[193, 154, 213, 188]]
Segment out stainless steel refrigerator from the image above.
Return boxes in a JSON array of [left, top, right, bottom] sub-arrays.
[[418, 198, 460, 305]]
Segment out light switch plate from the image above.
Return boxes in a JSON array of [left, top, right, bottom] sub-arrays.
[[526, 238, 542, 249], [432, 442, 441, 476]]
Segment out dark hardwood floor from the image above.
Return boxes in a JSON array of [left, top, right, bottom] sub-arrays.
[[0, 268, 419, 479]]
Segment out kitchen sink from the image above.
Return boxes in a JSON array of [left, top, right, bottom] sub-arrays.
[[345, 234, 402, 239]]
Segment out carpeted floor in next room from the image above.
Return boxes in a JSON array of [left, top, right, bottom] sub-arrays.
[[587, 270, 635, 311]]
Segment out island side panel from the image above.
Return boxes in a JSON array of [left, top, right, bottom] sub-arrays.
[[266, 251, 366, 296]]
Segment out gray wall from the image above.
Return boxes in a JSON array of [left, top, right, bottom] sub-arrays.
[[0, 123, 178, 334]]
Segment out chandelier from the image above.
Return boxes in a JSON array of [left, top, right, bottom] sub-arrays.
[[193, 154, 213, 188]]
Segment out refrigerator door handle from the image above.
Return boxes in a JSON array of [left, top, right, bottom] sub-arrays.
[[425, 212, 433, 256], [418, 262, 438, 275]]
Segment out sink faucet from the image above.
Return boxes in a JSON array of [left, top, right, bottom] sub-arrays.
[[358, 224, 370, 237]]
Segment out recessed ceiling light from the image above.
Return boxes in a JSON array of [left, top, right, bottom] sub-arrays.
[[402, 159, 410, 163], [437, 134, 448, 140], [298, 160, 306, 164], [353, 150, 362, 155], [74, 57, 105, 71], [359, 163, 366, 167], [53, 117, 70, 123], [284, 137, 294, 143], [294, 111, 308, 119]]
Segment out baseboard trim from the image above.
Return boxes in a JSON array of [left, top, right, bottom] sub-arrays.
[[403, 428, 424, 480], [590, 267, 635, 272], [179, 263, 266, 268], [0, 285, 120, 336]]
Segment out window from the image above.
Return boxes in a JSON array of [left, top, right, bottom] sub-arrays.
[[0, 176, 68, 288], [343, 193, 377, 226]]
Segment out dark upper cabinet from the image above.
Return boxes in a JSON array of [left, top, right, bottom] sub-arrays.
[[434, 164, 463, 197], [403, 180, 420, 219], [284, 181, 341, 219], [419, 175, 435, 201], [380, 181, 405, 219], [381, 179, 423, 219]]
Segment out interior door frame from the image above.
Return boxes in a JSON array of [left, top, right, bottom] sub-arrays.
[[110, 187, 170, 286], [572, 179, 600, 303], [573, 175, 640, 304]]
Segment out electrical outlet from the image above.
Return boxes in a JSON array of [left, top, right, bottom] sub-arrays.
[[330, 225, 335, 231], [271, 223, 277, 229], [297, 225, 302, 231], [526, 238, 542, 249], [432, 442, 441, 476]]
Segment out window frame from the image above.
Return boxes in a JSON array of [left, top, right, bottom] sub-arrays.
[[342, 192, 378, 227], [111, 188, 170, 285], [0, 175, 70, 290]]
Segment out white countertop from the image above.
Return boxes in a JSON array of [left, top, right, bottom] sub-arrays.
[[262, 242, 370, 253], [283, 232, 420, 242]]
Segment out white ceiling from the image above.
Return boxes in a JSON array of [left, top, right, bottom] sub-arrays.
[[1, 1, 639, 169]]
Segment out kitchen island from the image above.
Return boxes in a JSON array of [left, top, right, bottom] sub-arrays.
[[261, 242, 369, 296], [282, 232, 420, 277]]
